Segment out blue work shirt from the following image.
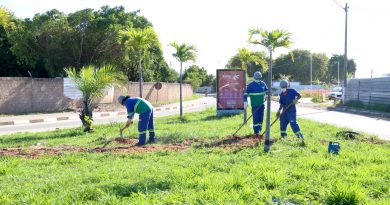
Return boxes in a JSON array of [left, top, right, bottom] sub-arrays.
[[244, 80, 268, 107], [124, 98, 153, 119], [279, 88, 301, 112]]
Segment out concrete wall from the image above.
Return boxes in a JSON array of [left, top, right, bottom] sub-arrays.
[[0, 78, 193, 114], [0, 77, 69, 114], [114, 82, 193, 105], [345, 77, 390, 106]]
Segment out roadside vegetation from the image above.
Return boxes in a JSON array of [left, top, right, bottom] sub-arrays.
[[0, 108, 388, 204], [344, 101, 390, 114]]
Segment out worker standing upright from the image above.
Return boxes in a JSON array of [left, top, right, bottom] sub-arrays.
[[276, 80, 305, 145], [244, 71, 268, 140], [118, 95, 155, 145]]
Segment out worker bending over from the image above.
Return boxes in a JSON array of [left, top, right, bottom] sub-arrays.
[[118, 96, 155, 145], [276, 80, 305, 145]]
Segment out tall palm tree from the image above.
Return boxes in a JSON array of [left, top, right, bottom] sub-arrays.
[[237, 48, 266, 71], [118, 27, 160, 97], [249, 28, 293, 152], [65, 65, 127, 132], [237, 47, 267, 78], [170, 42, 198, 118]]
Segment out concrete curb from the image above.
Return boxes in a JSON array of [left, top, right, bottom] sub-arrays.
[[0, 101, 209, 126]]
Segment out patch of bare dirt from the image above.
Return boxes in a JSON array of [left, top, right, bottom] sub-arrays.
[[0, 136, 271, 158]]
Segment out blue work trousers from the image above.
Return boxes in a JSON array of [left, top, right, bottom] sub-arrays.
[[138, 110, 155, 144], [252, 105, 265, 134], [280, 110, 303, 138]]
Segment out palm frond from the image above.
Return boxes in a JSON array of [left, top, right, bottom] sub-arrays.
[[170, 41, 198, 63]]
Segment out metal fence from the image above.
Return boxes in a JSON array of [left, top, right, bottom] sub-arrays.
[[345, 77, 390, 105]]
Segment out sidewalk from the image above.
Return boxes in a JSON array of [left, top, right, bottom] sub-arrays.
[[0, 97, 215, 126]]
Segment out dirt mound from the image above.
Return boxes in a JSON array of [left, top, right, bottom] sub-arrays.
[[0, 136, 265, 158]]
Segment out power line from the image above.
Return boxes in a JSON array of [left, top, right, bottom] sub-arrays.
[[331, 0, 344, 9], [354, 7, 390, 11]]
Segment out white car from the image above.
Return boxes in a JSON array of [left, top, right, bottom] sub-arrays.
[[328, 87, 343, 100]]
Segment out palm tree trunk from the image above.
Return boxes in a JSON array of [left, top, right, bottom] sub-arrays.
[[80, 98, 93, 132], [180, 62, 183, 118], [264, 50, 272, 152], [139, 58, 143, 98]]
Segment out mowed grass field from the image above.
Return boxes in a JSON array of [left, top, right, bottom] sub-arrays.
[[0, 108, 389, 204]]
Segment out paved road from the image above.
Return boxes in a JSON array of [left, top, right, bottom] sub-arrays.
[[1, 96, 389, 140], [0, 97, 215, 135], [270, 101, 390, 140]]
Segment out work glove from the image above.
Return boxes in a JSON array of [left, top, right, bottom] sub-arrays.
[[293, 99, 298, 104], [244, 102, 248, 109], [276, 111, 281, 118]]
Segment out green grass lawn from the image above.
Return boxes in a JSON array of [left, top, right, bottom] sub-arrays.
[[0, 108, 389, 204]]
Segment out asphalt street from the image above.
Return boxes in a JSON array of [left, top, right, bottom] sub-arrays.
[[0, 97, 215, 135], [0, 97, 389, 140]]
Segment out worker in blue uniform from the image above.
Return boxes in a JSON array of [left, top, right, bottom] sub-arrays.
[[244, 71, 268, 139], [276, 80, 305, 144], [118, 95, 155, 145]]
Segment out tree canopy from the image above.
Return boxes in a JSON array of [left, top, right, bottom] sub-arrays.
[[273, 49, 329, 84], [1, 6, 177, 82], [226, 48, 267, 77], [183, 65, 215, 90], [328, 54, 357, 84]]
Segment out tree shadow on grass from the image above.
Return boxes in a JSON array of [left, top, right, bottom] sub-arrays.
[[102, 180, 171, 197], [0, 129, 84, 145]]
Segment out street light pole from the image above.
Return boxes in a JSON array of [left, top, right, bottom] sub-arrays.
[[343, 3, 349, 103]]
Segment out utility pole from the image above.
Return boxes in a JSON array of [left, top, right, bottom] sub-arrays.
[[343, 3, 349, 103]]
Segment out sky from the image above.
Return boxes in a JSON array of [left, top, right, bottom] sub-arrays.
[[1, 0, 390, 78]]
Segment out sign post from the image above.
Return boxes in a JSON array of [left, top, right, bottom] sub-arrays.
[[216, 69, 246, 116]]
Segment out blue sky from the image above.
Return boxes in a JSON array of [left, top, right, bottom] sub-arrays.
[[1, 0, 390, 78]]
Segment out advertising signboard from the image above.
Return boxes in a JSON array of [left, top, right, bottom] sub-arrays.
[[216, 69, 246, 116]]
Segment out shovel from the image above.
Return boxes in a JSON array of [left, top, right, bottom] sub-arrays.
[[259, 101, 295, 138]]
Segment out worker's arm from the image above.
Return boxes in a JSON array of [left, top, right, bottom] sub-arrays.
[[293, 90, 302, 104], [119, 119, 133, 134], [243, 84, 250, 109]]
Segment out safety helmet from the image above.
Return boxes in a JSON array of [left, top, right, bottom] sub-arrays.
[[118, 95, 127, 105], [253, 71, 262, 80], [280, 80, 289, 88]]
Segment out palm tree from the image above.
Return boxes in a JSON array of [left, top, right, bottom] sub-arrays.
[[249, 28, 293, 152], [65, 65, 127, 132], [170, 42, 198, 118], [237, 48, 266, 71], [118, 27, 160, 97], [237, 47, 267, 78]]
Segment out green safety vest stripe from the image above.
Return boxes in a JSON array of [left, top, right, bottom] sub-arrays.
[[249, 92, 266, 96], [134, 100, 141, 113]]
